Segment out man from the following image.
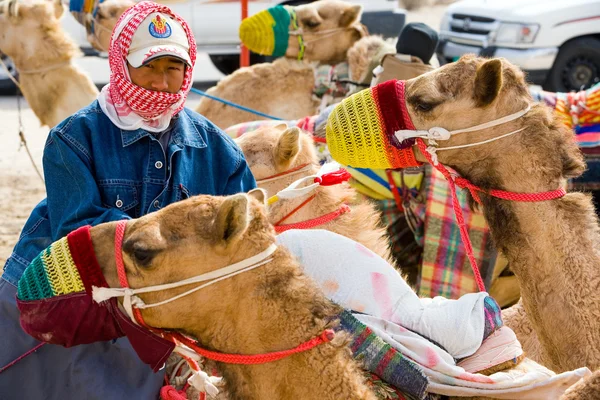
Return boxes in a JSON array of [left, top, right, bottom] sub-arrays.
[[0, 2, 255, 398]]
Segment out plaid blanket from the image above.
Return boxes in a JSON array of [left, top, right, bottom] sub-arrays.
[[336, 310, 431, 400], [418, 166, 496, 299]]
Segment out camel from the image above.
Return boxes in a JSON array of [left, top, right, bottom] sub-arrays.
[[89, 191, 378, 400], [196, 35, 393, 130], [235, 124, 394, 266], [196, 2, 391, 129], [329, 54, 600, 374], [0, 0, 98, 128]]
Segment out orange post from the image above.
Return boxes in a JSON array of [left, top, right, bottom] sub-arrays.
[[240, 0, 250, 67]]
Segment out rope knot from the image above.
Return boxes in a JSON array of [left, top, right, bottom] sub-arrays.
[[321, 329, 335, 342]]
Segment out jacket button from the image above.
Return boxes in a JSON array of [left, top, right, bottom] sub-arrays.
[[154, 200, 160, 208], [115, 199, 123, 208], [155, 161, 163, 169]]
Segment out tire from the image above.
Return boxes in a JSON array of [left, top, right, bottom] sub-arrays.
[[0, 54, 18, 95], [208, 53, 273, 76], [544, 37, 600, 92]]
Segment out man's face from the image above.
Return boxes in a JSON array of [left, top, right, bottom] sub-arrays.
[[128, 56, 186, 93]]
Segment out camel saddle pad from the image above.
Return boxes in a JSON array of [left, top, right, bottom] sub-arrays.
[[373, 54, 435, 85]]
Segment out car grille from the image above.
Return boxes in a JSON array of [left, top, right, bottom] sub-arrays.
[[450, 13, 496, 36]]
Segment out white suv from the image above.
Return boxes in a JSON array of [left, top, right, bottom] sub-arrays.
[[436, 0, 600, 91], [0, 0, 406, 90]]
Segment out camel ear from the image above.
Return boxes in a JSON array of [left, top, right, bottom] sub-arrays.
[[53, 0, 64, 19], [248, 188, 268, 207], [214, 194, 250, 246], [273, 123, 288, 132], [275, 127, 301, 165], [473, 58, 502, 107], [339, 4, 362, 27]]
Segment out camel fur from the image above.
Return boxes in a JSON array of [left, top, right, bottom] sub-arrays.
[[89, 191, 377, 400], [235, 125, 394, 266], [0, 0, 98, 127], [404, 55, 600, 373]]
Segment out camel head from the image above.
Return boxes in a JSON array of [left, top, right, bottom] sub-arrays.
[[0, 0, 66, 60], [83, 0, 133, 52], [89, 191, 274, 334], [402, 55, 586, 187], [290, 0, 365, 64], [235, 124, 318, 196], [328, 55, 586, 193]]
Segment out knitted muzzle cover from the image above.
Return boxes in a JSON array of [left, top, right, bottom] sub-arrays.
[[239, 5, 292, 57], [325, 80, 422, 170], [16, 225, 174, 372]]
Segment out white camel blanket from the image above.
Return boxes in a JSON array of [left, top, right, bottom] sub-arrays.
[[358, 314, 591, 398], [276, 229, 592, 398], [276, 229, 489, 359]]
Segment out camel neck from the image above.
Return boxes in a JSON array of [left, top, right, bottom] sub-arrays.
[[182, 249, 374, 399], [481, 193, 600, 371], [12, 25, 79, 73]]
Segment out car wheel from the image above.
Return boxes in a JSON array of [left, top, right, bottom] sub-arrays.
[[544, 37, 600, 92], [209, 53, 273, 76], [0, 54, 19, 95]]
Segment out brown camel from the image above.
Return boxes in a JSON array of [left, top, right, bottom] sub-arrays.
[[89, 191, 377, 400], [345, 55, 600, 373], [560, 368, 600, 399], [235, 125, 394, 266], [0, 0, 98, 127]]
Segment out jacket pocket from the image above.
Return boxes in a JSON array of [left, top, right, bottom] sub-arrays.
[[176, 183, 191, 202], [98, 181, 139, 212]]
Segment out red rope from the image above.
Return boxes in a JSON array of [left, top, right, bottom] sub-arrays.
[[416, 139, 567, 292], [166, 330, 334, 365], [114, 221, 129, 288], [275, 204, 351, 233], [385, 170, 404, 212], [0, 342, 45, 374], [257, 163, 311, 182], [273, 194, 317, 226]]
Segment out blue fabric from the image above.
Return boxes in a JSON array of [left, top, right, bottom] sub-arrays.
[[3, 100, 256, 287], [0, 101, 256, 399]]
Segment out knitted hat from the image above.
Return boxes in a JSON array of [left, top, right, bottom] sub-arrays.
[[395, 22, 439, 64], [239, 5, 292, 57], [16, 225, 174, 372], [325, 80, 421, 169]]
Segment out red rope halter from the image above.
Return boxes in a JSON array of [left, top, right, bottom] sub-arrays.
[[113, 221, 334, 365], [415, 139, 566, 292]]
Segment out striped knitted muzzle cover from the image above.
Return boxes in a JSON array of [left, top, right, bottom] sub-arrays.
[[16, 225, 174, 372], [239, 5, 293, 58], [325, 80, 422, 169]]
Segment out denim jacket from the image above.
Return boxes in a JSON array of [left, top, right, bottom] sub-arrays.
[[2, 101, 256, 286]]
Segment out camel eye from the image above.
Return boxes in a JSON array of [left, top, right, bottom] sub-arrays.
[[416, 103, 434, 112], [132, 247, 158, 267], [303, 19, 320, 29]]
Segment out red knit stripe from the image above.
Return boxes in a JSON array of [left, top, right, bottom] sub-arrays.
[[67, 226, 109, 295], [375, 348, 397, 377], [372, 82, 421, 168]]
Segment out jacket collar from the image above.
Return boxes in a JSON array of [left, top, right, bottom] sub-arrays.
[[120, 109, 207, 149]]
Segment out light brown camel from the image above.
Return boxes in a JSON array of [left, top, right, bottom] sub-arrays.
[[89, 191, 378, 400], [560, 368, 600, 399], [235, 124, 394, 266], [364, 55, 600, 373], [195, 2, 388, 130], [0, 0, 98, 127], [196, 35, 392, 130]]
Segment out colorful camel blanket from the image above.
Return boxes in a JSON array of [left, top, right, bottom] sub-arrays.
[[418, 166, 496, 298], [531, 83, 600, 147]]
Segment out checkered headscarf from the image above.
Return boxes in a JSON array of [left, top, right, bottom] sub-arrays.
[[98, 1, 197, 132]]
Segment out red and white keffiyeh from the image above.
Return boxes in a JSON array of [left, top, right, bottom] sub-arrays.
[[97, 1, 197, 132]]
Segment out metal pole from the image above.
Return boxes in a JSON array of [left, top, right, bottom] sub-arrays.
[[240, 0, 250, 67]]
